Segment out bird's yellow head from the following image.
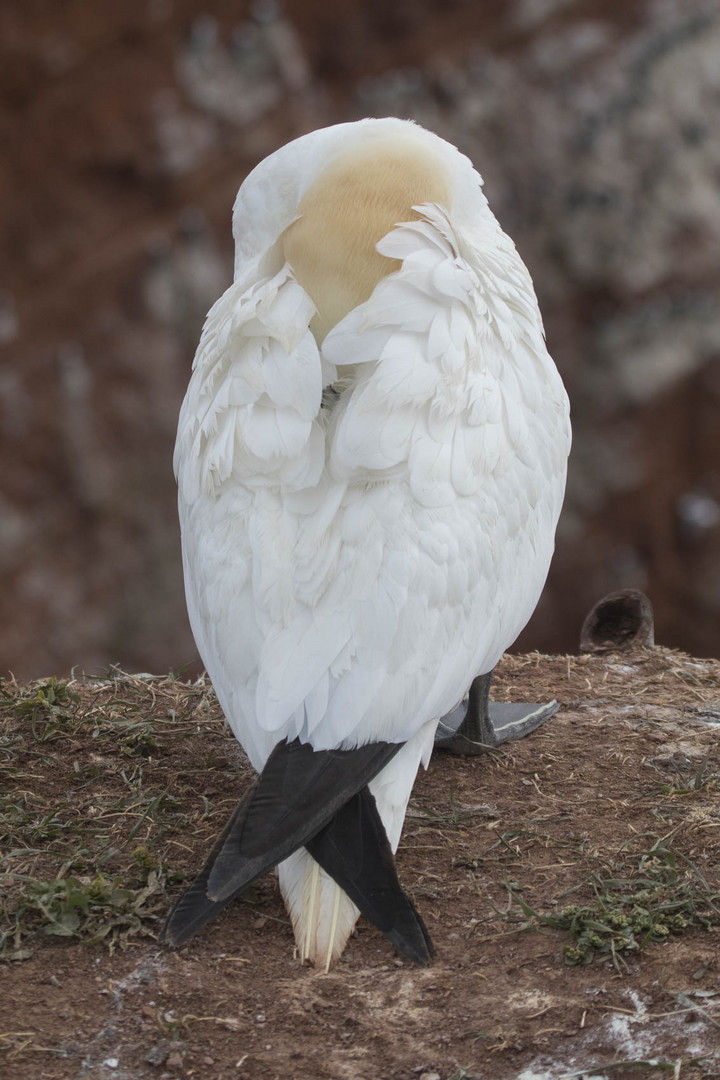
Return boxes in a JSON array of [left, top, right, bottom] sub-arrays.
[[282, 136, 451, 341]]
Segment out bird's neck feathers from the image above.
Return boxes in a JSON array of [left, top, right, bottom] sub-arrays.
[[281, 138, 451, 342]]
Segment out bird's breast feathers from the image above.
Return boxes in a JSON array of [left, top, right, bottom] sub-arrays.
[[175, 188, 570, 768]]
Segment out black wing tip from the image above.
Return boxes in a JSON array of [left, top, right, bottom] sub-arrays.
[[159, 919, 186, 948], [159, 887, 223, 947], [206, 877, 235, 904], [384, 899, 436, 965], [159, 787, 259, 949], [306, 785, 437, 965], [386, 926, 435, 965], [159, 920, 192, 948]]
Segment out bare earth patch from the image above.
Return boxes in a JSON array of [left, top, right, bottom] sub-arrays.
[[2, 647, 720, 1080]]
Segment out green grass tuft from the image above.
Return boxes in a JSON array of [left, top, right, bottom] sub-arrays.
[[503, 836, 720, 967]]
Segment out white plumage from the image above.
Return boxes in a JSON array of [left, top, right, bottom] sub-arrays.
[[173, 118, 571, 966]]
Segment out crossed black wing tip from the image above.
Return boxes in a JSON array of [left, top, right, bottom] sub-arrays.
[[161, 736, 435, 965], [204, 737, 400, 903], [160, 737, 401, 945]]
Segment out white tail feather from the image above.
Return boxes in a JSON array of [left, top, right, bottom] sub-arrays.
[[302, 859, 320, 963], [324, 885, 342, 973], [278, 849, 359, 967]]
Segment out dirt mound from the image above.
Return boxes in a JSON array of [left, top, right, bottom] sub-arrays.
[[2, 647, 720, 1078]]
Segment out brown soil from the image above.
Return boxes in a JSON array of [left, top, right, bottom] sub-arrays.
[[2, 647, 720, 1079]]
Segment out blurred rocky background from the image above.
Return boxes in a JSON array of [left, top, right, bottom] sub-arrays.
[[2, 0, 719, 679]]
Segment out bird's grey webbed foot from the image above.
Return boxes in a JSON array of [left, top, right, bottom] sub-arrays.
[[434, 669, 558, 756]]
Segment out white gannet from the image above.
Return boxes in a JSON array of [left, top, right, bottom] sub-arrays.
[[164, 118, 571, 968]]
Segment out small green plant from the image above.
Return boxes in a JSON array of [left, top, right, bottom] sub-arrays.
[[3, 867, 167, 956], [503, 837, 720, 967], [10, 679, 81, 742]]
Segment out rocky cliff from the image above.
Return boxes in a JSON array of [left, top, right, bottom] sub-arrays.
[[2, 0, 719, 677]]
